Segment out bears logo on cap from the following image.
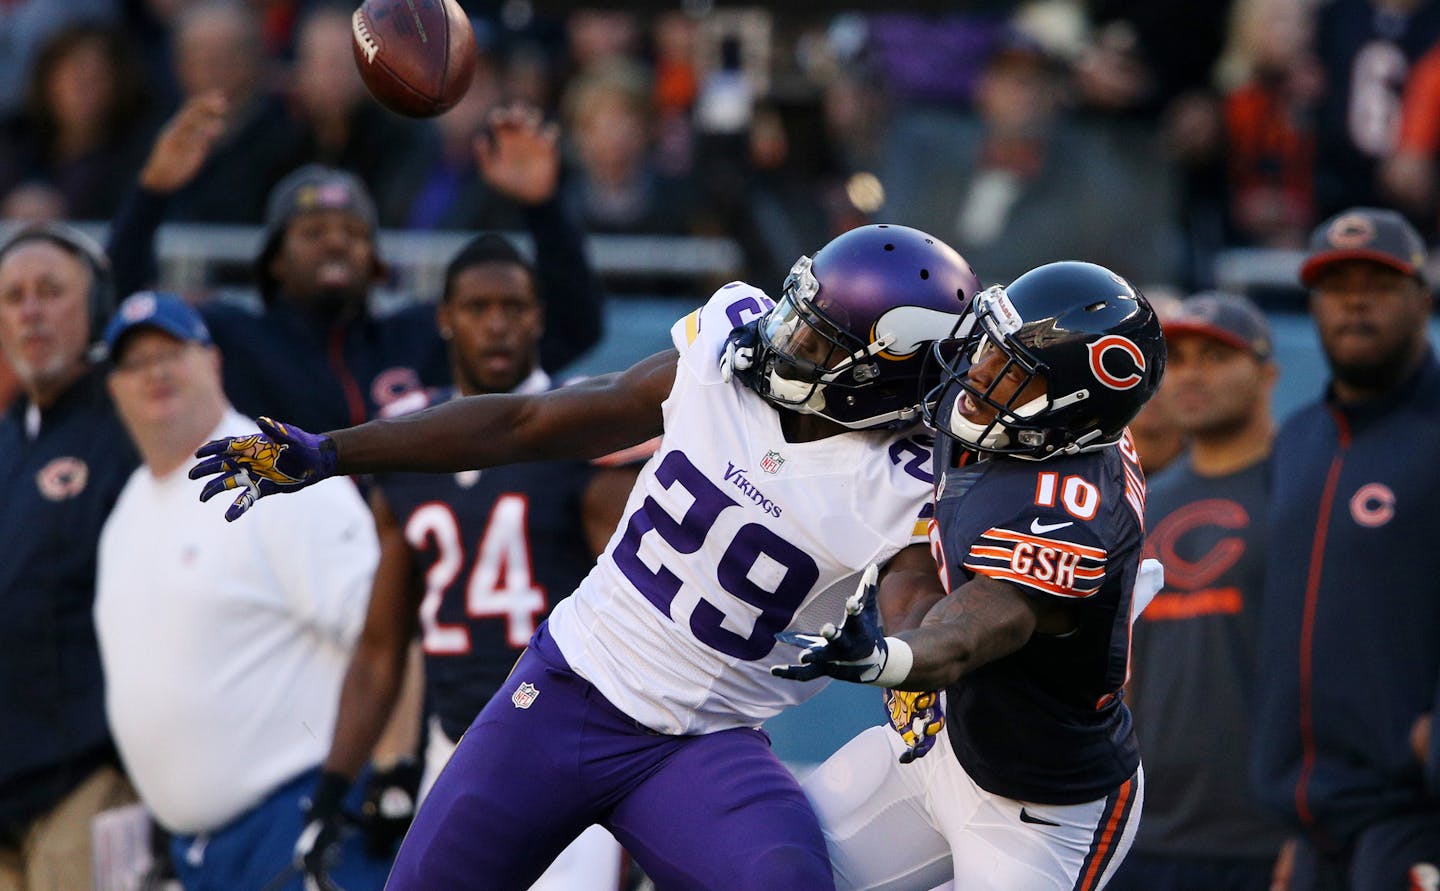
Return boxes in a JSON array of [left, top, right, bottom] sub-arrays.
[[1325, 213, 1378, 249]]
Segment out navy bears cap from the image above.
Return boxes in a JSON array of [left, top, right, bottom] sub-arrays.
[[1162, 292, 1272, 360], [1299, 207, 1427, 287]]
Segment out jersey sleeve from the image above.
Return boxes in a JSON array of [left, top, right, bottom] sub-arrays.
[[669, 282, 776, 384], [962, 512, 1110, 600], [911, 501, 934, 545]]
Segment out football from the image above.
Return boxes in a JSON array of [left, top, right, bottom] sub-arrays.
[[351, 0, 477, 118]]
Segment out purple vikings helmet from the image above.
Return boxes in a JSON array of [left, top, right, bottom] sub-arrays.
[[924, 261, 1166, 459], [750, 224, 981, 429]]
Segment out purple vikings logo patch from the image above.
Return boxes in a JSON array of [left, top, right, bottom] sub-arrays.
[[761, 450, 785, 474], [511, 682, 539, 709]]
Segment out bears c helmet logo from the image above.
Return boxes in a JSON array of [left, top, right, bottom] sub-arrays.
[[1087, 335, 1146, 390]]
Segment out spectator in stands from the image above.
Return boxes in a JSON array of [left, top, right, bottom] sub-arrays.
[[109, 98, 603, 432], [280, 4, 436, 227], [1310, 0, 1440, 222], [0, 223, 137, 890], [156, 0, 298, 224], [401, 52, 512, 231], [1127, 291, 1187, 473], [1217, 0, 1322, 249], [565, 9, 642, 75], [724, 98, 858, 288], [651, 10, 700, 142], [0, 0, 117, 120], [1075, 0, 1236, 120], [1072, 0, 1236, 287], [1109, 292, 1288, 891], [94, 291, 393, 891], [1383, 33, 1440, 235], [0, 23, 154, 220], [865, 13, 1004, 109], [0, 181, 64, 225], [0, 187, 64, 411], [881, 27, 1180, 285], [499, 37, 561, 115], [561, 59, 701, 237], [1255, 207, 1440, 886]]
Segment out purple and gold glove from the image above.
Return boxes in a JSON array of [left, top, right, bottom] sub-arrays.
[[884, 688, 945, 764], [189, 417, 336, 521]]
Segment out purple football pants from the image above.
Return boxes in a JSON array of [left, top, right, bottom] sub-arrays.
[[385, 626, 834, 891]]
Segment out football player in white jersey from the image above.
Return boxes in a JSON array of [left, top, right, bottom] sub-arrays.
[[189, 224, 980, 890], [775, 262, 1168, 891]]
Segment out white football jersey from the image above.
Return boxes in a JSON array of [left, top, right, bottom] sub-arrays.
[[547, 283, 935, 734]]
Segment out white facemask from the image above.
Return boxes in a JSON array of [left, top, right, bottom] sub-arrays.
[[946, 392, 1048, 449]]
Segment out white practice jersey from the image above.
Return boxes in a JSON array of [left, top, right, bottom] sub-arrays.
[[547, 283, 935, 735]]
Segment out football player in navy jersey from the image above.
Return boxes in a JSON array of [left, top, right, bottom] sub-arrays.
[[191, 224, 982, 890], [292, 234, 638, 890], [778, 261, 1167, 890]]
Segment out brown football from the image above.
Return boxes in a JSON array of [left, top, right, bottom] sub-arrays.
[[351, 0, 477, 118]]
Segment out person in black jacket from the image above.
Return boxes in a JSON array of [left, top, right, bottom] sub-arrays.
[[0, 223, 138, 890], [1254, 207, 1440, 889], [107, 96, 603, 433]]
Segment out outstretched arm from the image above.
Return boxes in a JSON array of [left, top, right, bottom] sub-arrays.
[[333, 349, 673, 474], [191, 350, 675, 520], [892, 575, 1048, 690]]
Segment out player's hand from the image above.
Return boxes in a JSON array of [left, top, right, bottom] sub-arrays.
[[719, 320, 761, 386], [139, 91, 228, 194], [884, 688, 944, 764], [358, 758, 421, 857], [295, 773, 352, 891], [773, 564, 891, 683], [475, 102, 560, 205], [189, 417, 336, 521]]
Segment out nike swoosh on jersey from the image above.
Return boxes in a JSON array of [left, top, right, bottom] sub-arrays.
[[1029, 518, 1073, 534], [1019, 807, 1061, 827]]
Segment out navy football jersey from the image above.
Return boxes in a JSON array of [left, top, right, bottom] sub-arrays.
[[377, 389, 598, 741], [930, 421, 1146, 805]]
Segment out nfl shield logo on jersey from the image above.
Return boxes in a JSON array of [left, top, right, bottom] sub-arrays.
[[761, 450, 785, 474], [511, 682, 539, 709]]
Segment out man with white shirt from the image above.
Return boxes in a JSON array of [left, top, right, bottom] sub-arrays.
[[93, 292, 393, 891]]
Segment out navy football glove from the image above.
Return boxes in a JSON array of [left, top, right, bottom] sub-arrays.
[[359, 759, 421, 858], [885, 688, 945, 764], [773, 564, 893, 684], [294, 772, 352, 891], [190, 416, 336, 521]]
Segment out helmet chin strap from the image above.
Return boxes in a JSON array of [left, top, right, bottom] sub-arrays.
[[947, 393, 1048, 449]]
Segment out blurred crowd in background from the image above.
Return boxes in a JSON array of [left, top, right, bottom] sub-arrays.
[[5, 3, 1440, 887], [6, 0, 1440, 285]]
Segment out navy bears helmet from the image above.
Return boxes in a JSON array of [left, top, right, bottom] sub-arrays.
[[747, 224, 981, 430], [924, 260, 1166, 459]]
